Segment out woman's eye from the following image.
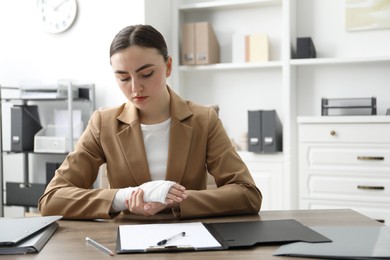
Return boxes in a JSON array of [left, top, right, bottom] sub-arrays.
[[142, 71, 153, 78], [120, 77, 130, 82]]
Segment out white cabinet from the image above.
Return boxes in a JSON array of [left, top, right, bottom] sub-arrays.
[[298, 116, 390, 224], [239, 151, 283, 210]]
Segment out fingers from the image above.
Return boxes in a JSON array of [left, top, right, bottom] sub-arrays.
[[126, 189, 167, 216], [165, 184, 188, 204]]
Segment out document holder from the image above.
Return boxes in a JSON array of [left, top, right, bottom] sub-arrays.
[[116, 219, 330, 254], [204, 219, 331, 248]]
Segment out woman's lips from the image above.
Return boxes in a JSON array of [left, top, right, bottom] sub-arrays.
[[133, 96, 147, 102]]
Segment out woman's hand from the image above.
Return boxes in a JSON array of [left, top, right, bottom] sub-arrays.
[[125, 184, 187, 216], [165, 183, 187, 204]]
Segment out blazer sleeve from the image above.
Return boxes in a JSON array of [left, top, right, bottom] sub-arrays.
[[178, 109, 262, 219], [38, 110, 118, 219]]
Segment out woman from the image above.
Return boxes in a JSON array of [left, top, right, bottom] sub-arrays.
[[38, 24, 262, 219]]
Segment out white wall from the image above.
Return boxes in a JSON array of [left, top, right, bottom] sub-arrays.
[[0, 0, 149, 108]]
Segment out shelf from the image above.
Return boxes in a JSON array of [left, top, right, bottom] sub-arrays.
[[290, 56, 390, 66], [179, 61, 282, 71], [297, 116, 390, 124], [179, 0, 281, 11]]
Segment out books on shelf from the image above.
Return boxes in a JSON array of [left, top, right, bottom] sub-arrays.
[[232, 33, 269, 63]]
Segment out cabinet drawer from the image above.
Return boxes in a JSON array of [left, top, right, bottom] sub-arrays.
[[299, 123, 390, 143], [305, 175, 390, 200], [303, 144, 390, 170]]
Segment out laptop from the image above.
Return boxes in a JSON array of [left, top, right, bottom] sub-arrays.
[[0, 215, 62, 246]]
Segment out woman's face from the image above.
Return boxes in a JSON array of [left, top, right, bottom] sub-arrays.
[[110, 45, 172, 111]]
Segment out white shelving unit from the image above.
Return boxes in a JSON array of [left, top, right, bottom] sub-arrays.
[[0, 83, 95, 217], [166, 0, 390, 211]]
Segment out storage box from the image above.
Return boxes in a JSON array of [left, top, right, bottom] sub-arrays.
[[181, 22, 220, 65], [321, 97, 377, 116], [34, 124, 83, 153]]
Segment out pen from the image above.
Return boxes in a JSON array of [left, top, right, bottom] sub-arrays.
[[85, 236, 115, 256], [157, 231, 186, 246]]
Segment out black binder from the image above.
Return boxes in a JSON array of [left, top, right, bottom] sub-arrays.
[[10, 105, 42, 152], [248, 110, 282, 153], [261, 110, 282, 153], [248, 110, 262, 152]]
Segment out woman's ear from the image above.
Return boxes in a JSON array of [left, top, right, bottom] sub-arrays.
[[166, 56, 173, 77]]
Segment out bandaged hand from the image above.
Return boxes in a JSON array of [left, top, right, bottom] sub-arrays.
[[112, 180, 187, 212], [139, 180, 176, 204]]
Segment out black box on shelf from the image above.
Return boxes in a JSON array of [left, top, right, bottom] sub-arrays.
[[248, 110, 282, 153], [6, 182, 46, 207], [321, 97, 377, 116], [11, 105, 42, 152], [297, 37, 316, 59]]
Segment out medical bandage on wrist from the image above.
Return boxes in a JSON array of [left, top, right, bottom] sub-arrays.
[[139, 180, 176, 204], [112, 187, 136, 212], [112, 180, 175, 212]]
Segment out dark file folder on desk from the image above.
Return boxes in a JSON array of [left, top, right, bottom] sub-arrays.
[[205, 219, 330, 248]]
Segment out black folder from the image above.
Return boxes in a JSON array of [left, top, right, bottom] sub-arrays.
[[205, 219, 331, 249], [116, 219, 330, 254]]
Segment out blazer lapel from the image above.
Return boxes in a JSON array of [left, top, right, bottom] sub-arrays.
[[117, 103, 151, 185], [165, 87, 193, 183], [166, 120, 193, 183]]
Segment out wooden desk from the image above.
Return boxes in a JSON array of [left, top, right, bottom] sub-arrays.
[[2, 209, 382, 259]]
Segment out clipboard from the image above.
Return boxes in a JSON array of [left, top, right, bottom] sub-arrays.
[[116, 222, 224, 253], [116, 219, 330, 254]]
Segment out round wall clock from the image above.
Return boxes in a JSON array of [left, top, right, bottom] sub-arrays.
[[37, 0, 78, 34]]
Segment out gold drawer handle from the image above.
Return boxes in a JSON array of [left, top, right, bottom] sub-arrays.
[[330, 130, 336, 136], [357, 185, 385, 190], [357, 156, 384, 161]]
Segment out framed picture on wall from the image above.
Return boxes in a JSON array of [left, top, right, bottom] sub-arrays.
[[346, 0, 390, 31]]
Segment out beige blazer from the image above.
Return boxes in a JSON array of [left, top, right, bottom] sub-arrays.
[[38, 87, 262, 219]]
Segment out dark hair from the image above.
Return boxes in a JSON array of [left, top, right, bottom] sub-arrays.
[[109, 24, 169, 62]]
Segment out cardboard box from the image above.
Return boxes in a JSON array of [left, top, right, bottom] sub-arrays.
[[181, 22, 220, 65], [246, 34, 269, 62]]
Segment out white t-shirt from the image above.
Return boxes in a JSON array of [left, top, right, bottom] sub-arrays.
[[140, 118, 171, 181]]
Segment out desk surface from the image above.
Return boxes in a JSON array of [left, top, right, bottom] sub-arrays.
[[2, 209, 382, 259]]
